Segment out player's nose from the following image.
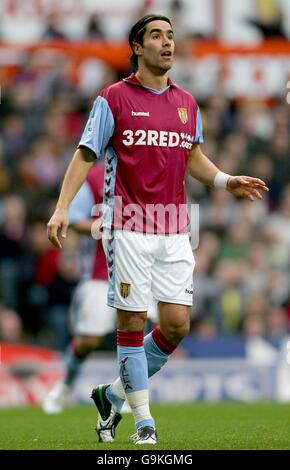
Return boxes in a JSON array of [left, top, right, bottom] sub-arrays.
[[163, 40, 171, 48], [162, 35, 172, 47]]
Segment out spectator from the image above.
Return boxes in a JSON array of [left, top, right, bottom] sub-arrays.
[[43, 13, 67, 40], [86, 13, 105, 39], [0, 306, 23, 343], [0, 196, 26, 310]]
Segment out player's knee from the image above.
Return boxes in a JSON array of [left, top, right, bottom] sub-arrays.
[[162, 320, 190, 345], [117, 310, 146, 332]]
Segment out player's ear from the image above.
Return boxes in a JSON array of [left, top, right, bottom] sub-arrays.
[[133, 42, 142, 57]]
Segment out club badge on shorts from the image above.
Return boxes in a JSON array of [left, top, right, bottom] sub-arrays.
[[120, 282, 131, 298], [177, 107, 188, 124]]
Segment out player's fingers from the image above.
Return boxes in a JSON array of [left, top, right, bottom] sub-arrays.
[[61, 223, 68, 239], [244, 177, 269, 191], [244, 187, 262, 200], [252, 177, 267, 186], [252, 182, 269, 191], [46, 223, 52, 241], [50, 234, 62, 249], [51, 235, 62, 249], [253, 189, 262, 199], [47, 223, 62, 249]]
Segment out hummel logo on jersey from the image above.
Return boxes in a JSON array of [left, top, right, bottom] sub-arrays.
[[131, 111, 150, 117]]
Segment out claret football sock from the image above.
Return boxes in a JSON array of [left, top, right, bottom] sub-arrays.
[[145, 327, 176, 375]]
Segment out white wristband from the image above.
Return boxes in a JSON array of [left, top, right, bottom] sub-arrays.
[[213, 171, 231, 189]]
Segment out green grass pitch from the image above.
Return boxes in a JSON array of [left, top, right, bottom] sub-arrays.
[[0, 403, 289, 450]]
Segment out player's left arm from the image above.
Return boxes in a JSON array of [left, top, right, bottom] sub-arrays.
[[187, 144, 269, 201]]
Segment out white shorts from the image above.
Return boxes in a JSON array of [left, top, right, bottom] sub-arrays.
[[70, 279, 116, 336], [104, 230, 195, 312]]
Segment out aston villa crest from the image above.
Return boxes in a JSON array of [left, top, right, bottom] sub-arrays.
[[120, 282, 131, 298], [177, 107, 188, 124]]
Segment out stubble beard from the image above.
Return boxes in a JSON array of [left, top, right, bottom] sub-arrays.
[[148, 59, 173, 75]]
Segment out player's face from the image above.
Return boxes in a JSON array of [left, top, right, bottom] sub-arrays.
[[137, 20, 175, 72]]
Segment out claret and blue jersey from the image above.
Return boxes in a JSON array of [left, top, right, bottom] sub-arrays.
[[78, 73, 203, 234]]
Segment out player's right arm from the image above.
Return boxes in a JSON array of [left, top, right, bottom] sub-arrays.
[[47, 147, 95, 248], [47, 94, 115, 249]]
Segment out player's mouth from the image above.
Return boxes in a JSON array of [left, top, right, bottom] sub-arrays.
[[161, 50, 173, 59]]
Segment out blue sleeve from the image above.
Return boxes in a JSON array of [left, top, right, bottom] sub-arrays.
[[78, 96, 115, 159], [68, 182, 95, 224], [194, 107, 204, 144]]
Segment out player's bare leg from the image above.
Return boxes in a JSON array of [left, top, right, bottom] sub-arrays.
[[157, 302, 190, 346]]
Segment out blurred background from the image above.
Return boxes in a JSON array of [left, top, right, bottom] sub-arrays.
[[1, 0, 290, 406]]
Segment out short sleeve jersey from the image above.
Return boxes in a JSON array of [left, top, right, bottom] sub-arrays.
[[79, 73, 203, 234]]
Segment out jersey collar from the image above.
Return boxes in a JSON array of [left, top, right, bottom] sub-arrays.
[[123, 73, 176, 88]]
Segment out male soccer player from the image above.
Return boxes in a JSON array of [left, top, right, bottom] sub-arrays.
[[43, 162, 116, 413], [47, 14, 268, 444]]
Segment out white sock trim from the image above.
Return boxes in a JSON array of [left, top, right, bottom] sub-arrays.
[[112, 378, 126, 400], [126, 389, 152, 424]]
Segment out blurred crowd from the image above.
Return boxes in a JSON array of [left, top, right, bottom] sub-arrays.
[[0, 23, 290, 352]]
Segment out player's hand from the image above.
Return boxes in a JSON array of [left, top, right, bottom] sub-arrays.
[[226, 176, 269, 201], [47, 208, 68, 249]]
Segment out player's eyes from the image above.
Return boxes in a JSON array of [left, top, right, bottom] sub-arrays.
[[151, 33, 173, 40]]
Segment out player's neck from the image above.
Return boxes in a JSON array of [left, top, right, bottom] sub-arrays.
[[135, 68, 169, 91]]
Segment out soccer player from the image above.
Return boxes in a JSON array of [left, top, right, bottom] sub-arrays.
[[47, 14, 268, 444], [42, 162, 116, 413]]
